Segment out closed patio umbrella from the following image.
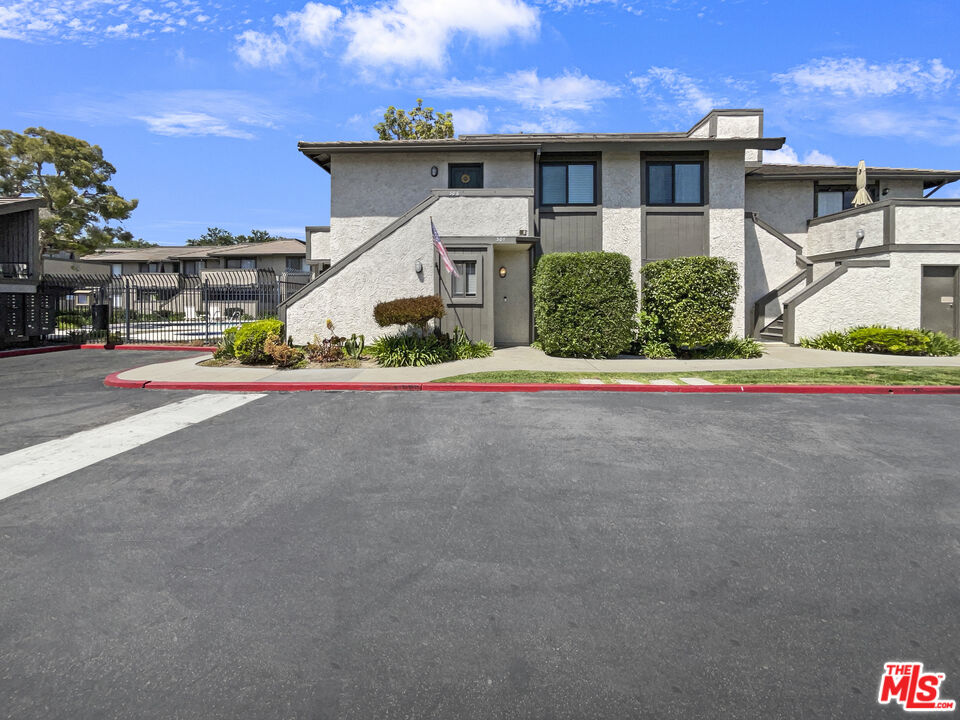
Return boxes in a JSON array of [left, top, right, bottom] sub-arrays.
[[852, 160, 873, 207]]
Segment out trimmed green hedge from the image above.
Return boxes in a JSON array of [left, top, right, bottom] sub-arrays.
[[533, 252, 637, 358], [373, 295, 445, 331], [234, 318, 284, 364], [800, 326, 960, 356], [641, 256, 739, 348]]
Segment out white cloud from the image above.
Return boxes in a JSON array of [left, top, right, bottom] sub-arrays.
[[447, 108, 490, 134], [275, 2, 341, 46], [500, 114, 580, 133], [54, 89, 294, 140], [234, 29, 289, 68], [135, 112, 257, 139], [341, 0, 539, 69], [802, 149, 837, 165], [436, 69, 619, 111], [763, 144, 837, 165], [537, 0, 642, 14], [0, 0, 220, 43], [632, 67, 727, 117], [774, 58, 955, 97]]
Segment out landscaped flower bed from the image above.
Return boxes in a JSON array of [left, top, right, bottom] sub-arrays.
[[800, 326, 960, 356]]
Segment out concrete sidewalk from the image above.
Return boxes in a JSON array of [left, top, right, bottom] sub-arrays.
[[114, 344, 960, 385]]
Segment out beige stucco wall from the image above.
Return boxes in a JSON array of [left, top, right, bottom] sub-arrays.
[[744, 179, 814, 244], [329, 150, 535, 263], [286, 194, 530, 343], [880, 179, 924, 198], [307, 227, 330, 262], [744, 218, 801, 325], [894, 205, 960, 244], [709, 149, 747, 335], [600, 151, 643, 289], [805, 206, 886, 257], [790, 251, 960, 339]]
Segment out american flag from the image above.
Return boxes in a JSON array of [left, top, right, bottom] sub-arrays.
[[431, 218, 460, 278]]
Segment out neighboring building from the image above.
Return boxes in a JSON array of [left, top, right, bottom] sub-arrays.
[[0, 197, 44, 293], [1, 197, 52, 342], [79, 238, 308, 277], [42, 249, 113, 276], [281, 109, 960, 345]]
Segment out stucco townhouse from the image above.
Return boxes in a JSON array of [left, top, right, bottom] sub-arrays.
[[283, 109, 960, 347]]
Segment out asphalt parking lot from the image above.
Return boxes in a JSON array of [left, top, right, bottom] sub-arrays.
[[0, 350, 958, 719]]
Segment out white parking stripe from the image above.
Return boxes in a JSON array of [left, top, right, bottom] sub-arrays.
[[0, 393, 265, 502]]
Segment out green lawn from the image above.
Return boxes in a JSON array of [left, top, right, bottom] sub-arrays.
[[431, 366, 960, 386]]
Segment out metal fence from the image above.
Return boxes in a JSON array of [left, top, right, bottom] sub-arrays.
[[17, 269, 308, 345]]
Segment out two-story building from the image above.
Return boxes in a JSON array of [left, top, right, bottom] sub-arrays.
[[278, 109, 958, 346]]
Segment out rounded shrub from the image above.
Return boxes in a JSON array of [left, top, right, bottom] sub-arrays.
[[641, 256, 739, 348], [234, 318, 284, 364], [373, 295, 445, 332], [533, 251, 637, 358]]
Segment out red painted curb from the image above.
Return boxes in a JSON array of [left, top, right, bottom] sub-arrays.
[[81, 344, 215, 352], [103, 371, 423, 392], [0, 344, 80, 358], [425, 382, 960, 394], [102, 371, 960, 395]]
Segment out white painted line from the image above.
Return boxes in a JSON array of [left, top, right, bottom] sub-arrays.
[[579, 378, 604, 384], [680, 377, 715, 385], [0, 393, 265, 502], [649, 379, 678, 385], [615, 379, 642, 385]]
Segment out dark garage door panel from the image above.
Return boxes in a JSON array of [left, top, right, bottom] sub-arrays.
[[645, 212, 707, 260], [539, 211, 601, 254]]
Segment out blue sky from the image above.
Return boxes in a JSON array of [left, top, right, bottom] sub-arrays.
[[3, 0, 960, 245]]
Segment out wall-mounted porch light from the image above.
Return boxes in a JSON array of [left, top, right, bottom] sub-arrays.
[[430, 166, 439, 177], [855, 228, 865, 241], [499, 266, 507, 278], [415, 260, 423, 273]]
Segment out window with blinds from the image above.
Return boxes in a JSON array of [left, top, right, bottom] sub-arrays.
[[540, 162, 596, 205]]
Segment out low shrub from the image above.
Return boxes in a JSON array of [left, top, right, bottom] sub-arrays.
[[370, 327, 492, 367], [924, 330, 960, 357], [215, 326, 239, 359], [800, 325, 957, 356], [305, 334, 345, 363], [533, 251, 637, 358], [639, 341, 675, 359], [263, 333, 305, 368], [373, 295, 445, 332], [234, 318, 284, 364], [641, 256, 739, 348], [342, 333, 366, 360], [686, 337, 764, 359]]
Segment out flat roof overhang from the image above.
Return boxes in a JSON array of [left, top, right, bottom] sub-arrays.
[[298, 136, 786, 172], [747, 164, 960, 189]]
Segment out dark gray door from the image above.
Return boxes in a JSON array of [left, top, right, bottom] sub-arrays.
[[921, 266, 958, 336], [493, 246, 531, 346], [538, 210, 601, 254]]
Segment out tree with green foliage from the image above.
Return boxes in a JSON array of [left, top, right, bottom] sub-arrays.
[[374, 99, 454, 140], [0, 127, 139, 255], [185, 227, 282, 246]]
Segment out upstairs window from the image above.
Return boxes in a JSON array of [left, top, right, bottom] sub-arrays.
[[285, 256, 306, 272], [449, 163, 483, 189], [814, 184, 879, 217], [647, 161, 703, 205], [540, 162, 596, 205]]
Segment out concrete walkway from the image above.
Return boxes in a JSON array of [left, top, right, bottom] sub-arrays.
[[115, 344, 960, 385]]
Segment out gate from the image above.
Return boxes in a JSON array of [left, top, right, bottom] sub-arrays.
[[25, 270, 308, 345]]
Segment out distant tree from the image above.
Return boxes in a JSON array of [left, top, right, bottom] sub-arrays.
[[186, 227, 281, 246], [113, 236, 158, 248], [0, 127, 139, 255], [375, 99, 454, 140]]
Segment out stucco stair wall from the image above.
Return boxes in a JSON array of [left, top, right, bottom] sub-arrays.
[[283, 192, 531, 344]]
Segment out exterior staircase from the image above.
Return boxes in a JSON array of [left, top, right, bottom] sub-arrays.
[[759, 314, 784, 341]]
